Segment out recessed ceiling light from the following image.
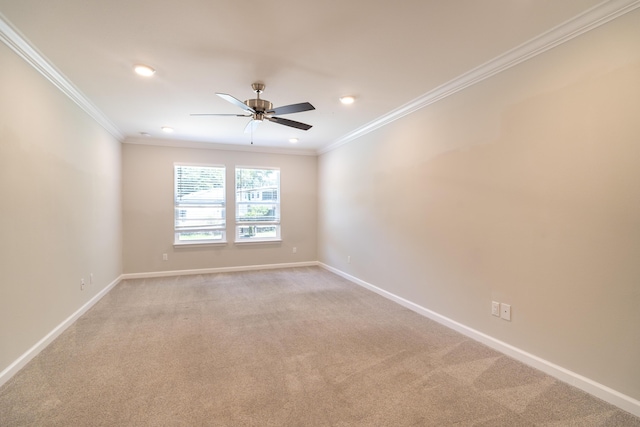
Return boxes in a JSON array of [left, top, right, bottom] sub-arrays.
[[161, 126, 174, 133], [134, 64, 156, 77], [289, 138, 299, 144], [339, 95, 355, 105]]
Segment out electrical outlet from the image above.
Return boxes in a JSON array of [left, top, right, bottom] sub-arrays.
[[162, 253, 168, 261], [80, 278, 85, 291], [90, 273, 94, 285], [293, 247, 297, 254], [347, 256, 351, 264], [500, 303, 511, 321], [491, 301, 500, 317]]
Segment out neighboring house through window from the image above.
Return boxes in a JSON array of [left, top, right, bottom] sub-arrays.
[[235, 167, 280, 242]]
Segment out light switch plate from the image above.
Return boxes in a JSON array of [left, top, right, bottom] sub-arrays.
[[491, 301, 500, 316]]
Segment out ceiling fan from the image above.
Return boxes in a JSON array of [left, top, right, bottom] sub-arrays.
[[191, 82, 315, 134]]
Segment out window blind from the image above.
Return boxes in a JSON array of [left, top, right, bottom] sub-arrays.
[[174, 164, 226, 243]]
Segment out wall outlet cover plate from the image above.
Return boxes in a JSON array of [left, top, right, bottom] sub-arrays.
[[501, 303, 511, 321]]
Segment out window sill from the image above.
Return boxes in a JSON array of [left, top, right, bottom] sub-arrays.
[[234, 239, 282, 245], [173, 241, 228, 248]]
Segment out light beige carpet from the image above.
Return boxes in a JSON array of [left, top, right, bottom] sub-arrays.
[[1, 266, 638, 426]]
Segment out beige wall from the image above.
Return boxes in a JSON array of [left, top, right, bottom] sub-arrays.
[[318, 10, 640, 400], [122, 143, 317, 274], [0, 44, 122, 373], [2, 2, 638, 409]]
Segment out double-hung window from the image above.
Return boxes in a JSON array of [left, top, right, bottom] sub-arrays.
[[174, 164, 226, 244], [235, 167, 280, 242]]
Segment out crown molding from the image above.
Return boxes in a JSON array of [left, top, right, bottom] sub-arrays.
[[0, 12, 125, 141], [320, 0, 640, 155], [3, 0, 638, 152]]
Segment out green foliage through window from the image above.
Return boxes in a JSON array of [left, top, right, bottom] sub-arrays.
[[236, 167, 280, 241]]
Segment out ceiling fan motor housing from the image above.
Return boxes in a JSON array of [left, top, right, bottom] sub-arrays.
[[245, 98, 273, 113]]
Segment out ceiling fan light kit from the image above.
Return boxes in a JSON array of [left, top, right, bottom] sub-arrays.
[[191, 82, 315, 141]]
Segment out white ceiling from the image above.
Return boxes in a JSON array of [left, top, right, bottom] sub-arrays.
[[0, 0, 610, 153]]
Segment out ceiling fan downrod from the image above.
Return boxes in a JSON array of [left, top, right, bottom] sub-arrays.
[[245, 82, 272, 114]]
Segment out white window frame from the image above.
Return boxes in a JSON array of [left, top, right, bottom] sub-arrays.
[[174, 163, 226, 245], [235, 166, 281, 243]]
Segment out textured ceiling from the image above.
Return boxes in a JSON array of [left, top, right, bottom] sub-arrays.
[[0, 0, 606, 152]]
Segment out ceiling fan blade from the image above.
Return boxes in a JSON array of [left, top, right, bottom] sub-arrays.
[[267, 102, 315, 115], [190, 113, 251, 117], [216, 93, 256, 113], [244, 119, 262, 134], [267, 116, 313, 131]]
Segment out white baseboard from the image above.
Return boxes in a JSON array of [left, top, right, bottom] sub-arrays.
[[319, 262, 640, 418], [4, 262, 638, 418], [0, 261, 319, 388], [0, 275, 122, 388], [120, 261, 319, 280]]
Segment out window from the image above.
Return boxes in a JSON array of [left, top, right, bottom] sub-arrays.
[[235, 167, 280, 242], [174, 164, 226, 244]]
